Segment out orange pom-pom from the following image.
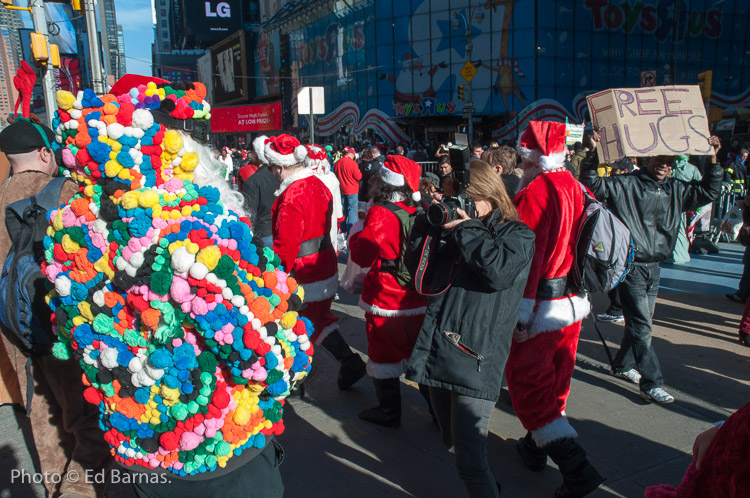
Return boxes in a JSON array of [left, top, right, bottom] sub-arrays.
[[141, 308, 161, 329]]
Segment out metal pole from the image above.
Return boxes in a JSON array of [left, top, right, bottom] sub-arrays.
[[29, 0, 56, 126], [466, 26, 473, 142], [309, 87, 314, 144], [84, 0, 106, 94]]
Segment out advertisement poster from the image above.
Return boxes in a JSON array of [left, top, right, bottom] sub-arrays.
[[210, 102, 282, 133], [210, 31, 248, 105], [183, 0, 242, 47], [255, 30, 281, 97]]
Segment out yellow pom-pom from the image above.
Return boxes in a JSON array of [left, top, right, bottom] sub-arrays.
[[196, 245, 221, 271], [138, 189, 159, 208], [56, 90, 75, 111], [84, 185, 95, 198], [147, 81, 157, 90], [104, 160, 122, 178], [232, 405, 251, 426], [163, 130, 183, 154], [145, 89, 155, 97], [61, 234, 80, 254], [72, 315, 85, 327], [53, 209, 64, 231], [280, 312, 298, 330], [181, 152, 199, 172], [120, 191, 140, 210], [78, 302, 94, 321]]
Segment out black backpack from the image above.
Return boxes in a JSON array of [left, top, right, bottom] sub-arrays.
[[0, 177, 68, 356]]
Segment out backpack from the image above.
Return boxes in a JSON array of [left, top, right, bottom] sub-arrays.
[[379, 202, 421, 289], [0, 177, 68, 356], [571, 184, 634, 294]]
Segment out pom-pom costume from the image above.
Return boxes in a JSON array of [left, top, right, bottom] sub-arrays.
[[44, 76, 313, 482], [505, 121, 602, 497]]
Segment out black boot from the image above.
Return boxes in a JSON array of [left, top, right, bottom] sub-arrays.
[[359, 378, 401, 428], [545, 438, 604, 498], [418, 383, 439, 427], [517, 432, 547, 471], [740, 331, 750, 347], [321, 330, 366, 390]]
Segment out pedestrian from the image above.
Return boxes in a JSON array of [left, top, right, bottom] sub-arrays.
[[470, 142, 484, 160], [481, 145, 520, 195], [242, 135, 279, 248], [669, 155, 703, 265], [305, 144, 345, 253], [580, 132, 723, 403], [358, 145, 385, 201], [333, 145, 362, 234], [438, 155, 453, 180], [349, 155, 427, 428], [406, 159, 535, 498], [269, 135, 367, 390], [505, 121, 603, 498]]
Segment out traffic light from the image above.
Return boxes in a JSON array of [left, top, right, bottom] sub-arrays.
[[697, 70, 712, 102], [29, 31, 49, 65], [49, 43, 60, 68], [457, 84, 465, 100], [71, 0, 83, 11], [0, 0, 13, 7]]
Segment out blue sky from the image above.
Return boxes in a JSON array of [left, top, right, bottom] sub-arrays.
[[115, 0, 153, 76]]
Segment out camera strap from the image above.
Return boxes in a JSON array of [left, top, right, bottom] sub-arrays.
[[413, 232, 456, 297]]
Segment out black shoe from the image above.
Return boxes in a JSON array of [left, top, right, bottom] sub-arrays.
[[338, 354, 366, 390], [726, 293, 745, 304], [358, 378, 401, 428], [741, 331, 750, 347], [545, 438, 604, 498], [516, 432, 547, 471]]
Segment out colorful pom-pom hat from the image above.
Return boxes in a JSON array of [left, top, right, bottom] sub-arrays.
[[44, 74, 313, 476]]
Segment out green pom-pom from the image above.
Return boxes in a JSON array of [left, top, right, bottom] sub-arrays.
[[197, 351, 218, 373], [215, 441, 231, 457], [213, 255, 235, 279], [171, 403, 189, 421], [266, 369, 283, 384], [268, 293, 281, 307], [187, 400, 200, 414], [150, 271, 173, 295], [52, 341, 71, 360]]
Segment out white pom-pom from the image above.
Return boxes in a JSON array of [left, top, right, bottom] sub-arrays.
[[189, 262, 209, 280], [93, 220, 108, 234], [107, 123, 125, 140], [131, 109, 154, 130], [206, 273, 218, 284], [54, 276, 72, 297], [412, 191, 421, 202], [100, 348, 119, 369], [70, 109, 82, 119], [170, 246, 195, 273], [92, 290, 106, 307], [128, 357, 144, 373], [231, 296, 244, 308], [172, 157, 182, 166], [115, 257, 127, 271], [130, 252, 145, 268], [222, 287, 233, 299], [294, 145, 308, 163], [131, 128, 145, 139]]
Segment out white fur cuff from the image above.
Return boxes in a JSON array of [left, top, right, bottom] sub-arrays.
[[299, 273, 339, 303], [359, 297, 427, 317], [518, 298, 536, 325], [366, 359, 407, 379], [313, 323, 339, 344], [532, 416, 578, 447], [527, 293, 591, 338]]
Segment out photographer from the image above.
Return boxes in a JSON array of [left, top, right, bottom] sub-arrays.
[[406, 160, 535, 497]]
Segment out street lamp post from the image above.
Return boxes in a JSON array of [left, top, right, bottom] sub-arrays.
[[453, 5, 484, 142]]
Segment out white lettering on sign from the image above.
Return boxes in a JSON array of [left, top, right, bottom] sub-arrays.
[[205, 2, 231, 18]]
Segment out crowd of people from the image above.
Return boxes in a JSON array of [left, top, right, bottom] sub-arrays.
[[0, 71, 747, 498]]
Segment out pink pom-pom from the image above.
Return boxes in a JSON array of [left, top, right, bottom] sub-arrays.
[[178, 432, 203, 451]]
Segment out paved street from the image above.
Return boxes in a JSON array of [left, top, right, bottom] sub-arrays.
[[1, 244, 748, 498]]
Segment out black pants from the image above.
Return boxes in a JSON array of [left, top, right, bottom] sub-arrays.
[[737, 244, 750, 300], [131, 439, 285, 498], [613, 263, 664, 391], [605, 287, 622, 315]]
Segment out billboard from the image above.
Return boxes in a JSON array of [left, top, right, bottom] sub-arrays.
[[210, 31, 248, 105], [197, 53, 213, 103], [259, 0, 293, 22], [183, 0, 242, 47], [254, 30, 281, 97], [210, 103, 282, 133], [45, 2, 77, 54]]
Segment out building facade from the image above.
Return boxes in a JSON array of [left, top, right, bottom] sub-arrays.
[[253, 0, 750, 144], [0, 25, 18, 125]]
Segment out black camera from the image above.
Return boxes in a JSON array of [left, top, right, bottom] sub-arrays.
[[426, 145, 477, 226]]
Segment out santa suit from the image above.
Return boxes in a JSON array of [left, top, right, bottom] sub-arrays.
[[312, 168, 344, 253], [272, 168, 339, 342], [505, 168, 591, 447], [349, 202, 426, 378]]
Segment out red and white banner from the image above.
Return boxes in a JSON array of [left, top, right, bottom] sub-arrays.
[[210, 103, 282, 133]]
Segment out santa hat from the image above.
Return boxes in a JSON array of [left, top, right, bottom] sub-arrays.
[[342, 146, 355, 155], [380, 155, 422, 202], [517, 120, 567, 170], [253, 135, 269, 164], [305, 143, 330, 173], [265, 134, 308, 167]]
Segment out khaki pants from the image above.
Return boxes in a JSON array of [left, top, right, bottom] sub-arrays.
[[2, 333, 112, 497]]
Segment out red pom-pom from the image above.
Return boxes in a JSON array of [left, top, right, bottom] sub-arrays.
[[83, 386, 103, 405], [160, 431, 179, 451], [271, 134, 300, 155], [243, 327, 260, 350], [212, 389, 230, 409]]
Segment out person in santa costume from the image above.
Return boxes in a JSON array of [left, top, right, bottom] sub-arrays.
[[305, 144, 344, 253], [348, 155, 427, 428], [268, 134, 367, 390], [505, 120, 604, 498]]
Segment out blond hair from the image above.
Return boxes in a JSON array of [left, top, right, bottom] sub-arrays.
[[481, 146, 517, 174], [466, 160, 518, 222]]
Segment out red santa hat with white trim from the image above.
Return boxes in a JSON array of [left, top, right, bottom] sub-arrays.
[[517, 120, 568, 170], [304, 143, 331, 173], [253, 135, 269, 164], [379, 155, 422, 202], [264, 134, 308, 167]]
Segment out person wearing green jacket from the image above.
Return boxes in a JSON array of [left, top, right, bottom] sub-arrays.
[[669, 156, 703, 265]]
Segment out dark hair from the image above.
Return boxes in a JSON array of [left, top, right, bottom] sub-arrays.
[[395, 145, 406, 155], [481, 146, 516, 175], [438, 156, 451, 166], [470, 142, 482, 150], [368, 175, 415, 206]]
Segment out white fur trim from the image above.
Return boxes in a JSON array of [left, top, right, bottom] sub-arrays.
[[299, 273, 339, 303], [265, 142, 308, 167], [253, 135, 268, 164], [379, 165, 405, 186], [275, 167, 316, 196], [531, 416, 578, 447], [366, 359, 408, 379], [527, 293, 591, 339], [517, 142, 567, 171], [359, 297, 427, 317], [412, 191, 421, 202], [313, 323, 339, 344], [518, 298, 535, 325]]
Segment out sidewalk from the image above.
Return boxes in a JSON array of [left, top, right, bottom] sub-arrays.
[[1, 246, 747, 498]]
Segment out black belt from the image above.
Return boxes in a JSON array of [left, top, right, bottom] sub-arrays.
[[536, 276, 578, 300], [380, 258, 397, 273], [297, 235, 332, 258]]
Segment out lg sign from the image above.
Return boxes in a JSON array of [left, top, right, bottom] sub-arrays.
[[205, 1, 231, 18]]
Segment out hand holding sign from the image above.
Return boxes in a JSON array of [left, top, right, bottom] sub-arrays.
[[586, 85, 714, 164]]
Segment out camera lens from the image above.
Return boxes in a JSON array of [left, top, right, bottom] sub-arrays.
[[427, 203, 449, 226]]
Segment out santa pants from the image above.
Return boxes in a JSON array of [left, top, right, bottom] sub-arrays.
[[301, 297, 339, 343], [364, 313, 423, 378], [505, 321, 582, 433]]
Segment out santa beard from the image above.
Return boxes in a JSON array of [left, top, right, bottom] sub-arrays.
[[517, 163, 543, 194]]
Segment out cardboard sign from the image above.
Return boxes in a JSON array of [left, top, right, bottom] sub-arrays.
[[586, 85, 714, 163], [566, 123, 584, 145]]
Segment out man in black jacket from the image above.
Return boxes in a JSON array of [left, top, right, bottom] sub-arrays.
[[580, 134, 723, 404], [359, 145, 385, 201], [242, 142, 280, 248]]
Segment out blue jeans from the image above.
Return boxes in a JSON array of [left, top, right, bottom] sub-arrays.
[[261, 235, 273, 250], [428, 387, 499, 498], [613, 262, 664, 391], [341, 193, 358, 234]]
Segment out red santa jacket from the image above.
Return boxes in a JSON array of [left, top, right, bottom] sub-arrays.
[[272, 168, 338, 303], [333, 155, 362, 195], [513, 169, 590, 336], [349, 203, 427, 316]]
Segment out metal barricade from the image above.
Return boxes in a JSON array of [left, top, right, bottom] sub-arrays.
[[418, 161, 438, 175], [710, 183, 745, 243]]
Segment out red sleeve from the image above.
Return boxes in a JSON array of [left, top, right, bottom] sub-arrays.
[[351, 159, 362, 181], [349, 206, 399, 268], [272, 193, 305, 273], [515, 186, 551, 300]]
